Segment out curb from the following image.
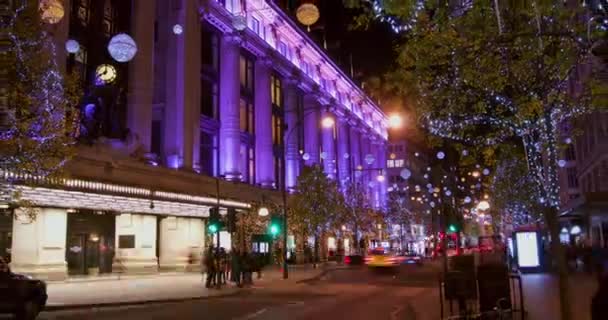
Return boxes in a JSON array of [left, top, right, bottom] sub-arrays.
[[294, 266, 348, 284], [43, 289, 245, 312], [41, 268, 341, 312]]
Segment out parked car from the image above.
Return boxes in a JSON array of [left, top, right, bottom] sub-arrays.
[[0, 257, 47, 320]]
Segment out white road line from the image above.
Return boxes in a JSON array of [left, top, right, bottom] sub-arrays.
[[236, 308, 267, 320]]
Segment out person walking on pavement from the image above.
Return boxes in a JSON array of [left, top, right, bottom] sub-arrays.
[[230, 247, 242, 287], [204, 246, 216, 288]]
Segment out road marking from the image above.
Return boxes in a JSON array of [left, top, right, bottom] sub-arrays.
[[391, 305, 404, 320], [236, 308, 267, 320]]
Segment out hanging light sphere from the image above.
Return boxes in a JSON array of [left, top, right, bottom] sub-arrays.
[[355, 170, 363, 178], [65, 39, 80, 54], [436, 151, 445, 160], [430, 201, 436, 208], [232, 15, 247, 31], [482, 168, 490, 176], [302, 153, 310, 161], [39, 0, 65, 24], [565, 137, 573, 144], [368, 181, 376, 188], [365, 154, 375, 165], [343, 153, 350, 159], [464, 196, 472, 204], [423, 174, 429, 179], [258, 207, 269, 217], [477, 200, 490, 211], [296, 3, 320, 29], [462, 149, 469, 156], [415, 152, 420, 157], [445, 190, 452, 196], [108, 33, 138, 63], [320, 151, 328, 160], [426, 183, 432, 189], [173, 24, 183, 35], [400, 168, 411, 180], [558, 160, 567, 168]]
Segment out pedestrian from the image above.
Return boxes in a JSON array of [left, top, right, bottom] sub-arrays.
[[204, 246, 216, 288], [591, 272, 608, 320], [241, 250, 252, 286], [231, 248, 242, 287], [219, 247, 228, 285]]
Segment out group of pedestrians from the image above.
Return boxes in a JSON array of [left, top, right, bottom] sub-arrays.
[[203, 246, 262, 289]]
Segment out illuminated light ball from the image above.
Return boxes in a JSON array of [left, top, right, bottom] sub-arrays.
[[436, 151, 445, 160], [108, 33, 138, 62], [321, 116, 335, 128], [475, 183, 481, 189], [464, 196, 472, 204], [558, 160, 567, 168], [565, 137, 572, 144], [39, 0, 65, 24], [430, 201, 436, 208], [302, 153, 310, 161], [462, 149, 469, 156], [424, 174, 429, 179], [475, 164, 481, 168], [390, 153, 396, 160], [388, 114, 402, 128], [355, 170, 362, 178], [427, 167, 431, 172], [65, 39, 80, 54], [388, 187, 394, 192], [343, 153, 350, 159], [172, 24, 183, 35], [428, 188, 434, 194], [482, 168, 490, 176], [400, 168, 411, 180], [368, 181, 376, 188], [296, 3, 320, 30], [445, 190, 452, 196], [426, 183, 432, 189], [376, 175, 385, 182], [320, 151, 327, 160], [415, 152, 420, 157], [365, 154, 375, 165]]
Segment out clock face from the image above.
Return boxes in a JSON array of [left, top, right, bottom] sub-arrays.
[[95, 64, 117, 84]]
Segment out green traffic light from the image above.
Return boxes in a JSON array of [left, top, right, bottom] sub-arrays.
[[448, 224, 457, 233], [208, 224, 218, 233], [270, 224, 280, 236]]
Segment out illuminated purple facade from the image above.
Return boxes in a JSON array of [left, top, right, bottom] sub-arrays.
[[1, 0, 387, 280]]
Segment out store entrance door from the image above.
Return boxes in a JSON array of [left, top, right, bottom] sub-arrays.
[[66, 211, 115, 276]]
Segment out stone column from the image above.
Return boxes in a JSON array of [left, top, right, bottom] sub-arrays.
[[127, 0, 155, 153], [159, 217, 205, 271], [349, 125, 361, 180], [303, 95, 320, 166], [113, 214, 158, 274], [163, 0, 200, 169], [219, 34, 242, 180], [337, 118, 351, 187], [321, 111, 336, 179], [284, 80, 299, 190], [255, 58, 274, 187], [11, 208, 68, 280], [376, 140, 388, 208]]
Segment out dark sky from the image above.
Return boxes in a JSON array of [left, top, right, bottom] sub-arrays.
[[279, 0, 399, 87]]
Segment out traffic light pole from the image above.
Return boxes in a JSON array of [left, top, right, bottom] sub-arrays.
[[281, 148, 289, 279], [215, 178, 220, 285]]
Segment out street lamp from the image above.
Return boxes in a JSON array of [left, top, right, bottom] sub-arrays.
[[388, 114, 403, 129], [258, 206, 269, 217], [321, 116, 335, 128], [477, 200, 490, 211], [376, 174, 385, 182]]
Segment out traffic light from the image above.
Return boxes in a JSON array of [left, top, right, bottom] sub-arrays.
[[268, 214, 282, 237], [208, 207, 221, 234], [448, 224, 458, 233]]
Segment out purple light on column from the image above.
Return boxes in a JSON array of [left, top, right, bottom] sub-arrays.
[[303, 96, 320, 166], [254, 59, 274, 187], [337, 119, 350, 187], [218, 36, 241, 180], [321, 111, 336, 178]]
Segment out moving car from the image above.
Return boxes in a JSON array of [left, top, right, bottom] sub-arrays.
[[0, 257, 47, 320], [365, 248, 400, 268], [400, 253, 423, 266]]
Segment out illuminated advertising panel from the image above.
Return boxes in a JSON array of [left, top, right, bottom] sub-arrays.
[[516, 232, 540, 268]]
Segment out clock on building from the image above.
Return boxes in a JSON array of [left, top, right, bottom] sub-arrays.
[[95, 64, 117, 85]]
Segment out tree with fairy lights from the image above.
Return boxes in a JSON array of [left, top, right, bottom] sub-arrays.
[[1, 3, 80, 179], [365, 1, 606, 319]]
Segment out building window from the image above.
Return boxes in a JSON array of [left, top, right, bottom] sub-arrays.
[[239, 54, 255, 134], [250, 17, 260, 34], [75, 0, 90, 26], [201, 28, 219, 119], [565, 144, 576, 161], [395, 159, 405, 167], [567, 167, 578, 189], [102, 0, 114, 37], [387, 160, 395, 168], [302, 61, 309, 75], [240, 143, 255, 184], [200, 132, 217, 176], [271, 74, 284, 188]]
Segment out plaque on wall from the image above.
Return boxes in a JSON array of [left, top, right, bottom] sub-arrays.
[[118, 235, 135, 249]]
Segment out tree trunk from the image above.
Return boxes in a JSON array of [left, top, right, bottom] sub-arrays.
[[313, 235, 319, 268], [353, 220, 359, 255], [545, 205, 571, 320]]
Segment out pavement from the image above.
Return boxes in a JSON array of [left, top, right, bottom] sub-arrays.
[[44, 262, 341, 310]]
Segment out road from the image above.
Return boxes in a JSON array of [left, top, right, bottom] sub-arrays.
[[38, 263, 441, 320]]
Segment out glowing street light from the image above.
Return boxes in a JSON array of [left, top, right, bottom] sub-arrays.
[[388, 114, 403, 128], [376, 174, 385, 182], [258, 206, 269, 217], [477, 200, 490, 211], [322, 116, 335, 128]]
